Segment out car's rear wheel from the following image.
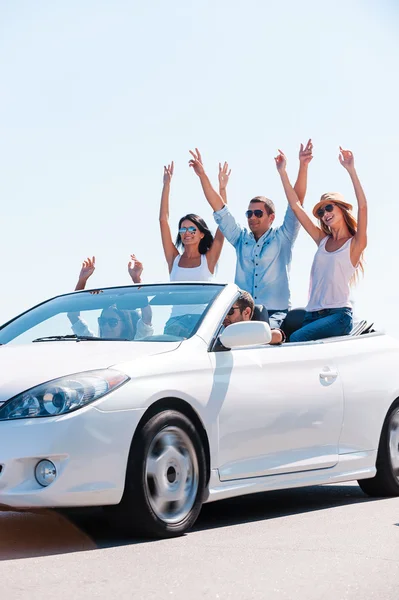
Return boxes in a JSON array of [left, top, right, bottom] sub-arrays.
[[115, 410, 206, 538], [358, 402, 399, 497]]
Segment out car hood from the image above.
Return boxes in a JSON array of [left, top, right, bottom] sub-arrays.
[[0, 341, 180, 403]]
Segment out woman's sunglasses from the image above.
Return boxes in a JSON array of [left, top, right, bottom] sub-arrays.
[[245, 209, 264, 219], [98, 317, 120, 328], [179, 226, 197, 234], [316, 203, 335, 218]]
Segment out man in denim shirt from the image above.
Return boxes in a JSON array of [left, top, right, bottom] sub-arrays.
[[189, 141, 313, 328]]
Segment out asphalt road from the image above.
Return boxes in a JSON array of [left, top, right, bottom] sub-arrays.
[[1, 483, 398, 600]]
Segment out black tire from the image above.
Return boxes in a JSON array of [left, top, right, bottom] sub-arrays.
[[358, 401, 399, 497], [113, 410, 206, 538]]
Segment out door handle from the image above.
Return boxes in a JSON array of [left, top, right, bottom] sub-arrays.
[[319, 367, 338, 380]]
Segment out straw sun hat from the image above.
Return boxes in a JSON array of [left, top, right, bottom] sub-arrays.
[[312, 192, 353, 218]]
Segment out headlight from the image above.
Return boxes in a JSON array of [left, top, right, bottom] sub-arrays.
[[0, 369, 129, 421]]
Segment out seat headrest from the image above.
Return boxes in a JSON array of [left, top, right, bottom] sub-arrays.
[[251, 305, 270, 324]]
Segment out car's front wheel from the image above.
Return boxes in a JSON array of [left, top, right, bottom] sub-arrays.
[[358, 402, 399, 497], [116, 410, 206, 538]]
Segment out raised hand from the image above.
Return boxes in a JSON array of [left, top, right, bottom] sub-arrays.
[[78, 257, 95, 282], [299, 139, 313, 165], [274, 150, 287, 172], [339, 147, 355, 172], [128, 254, 143, 283], [163, 162, 174, 185], [188, 148, 205, 177], [74, 256, 95, 291], [218, 162, 231, 190]]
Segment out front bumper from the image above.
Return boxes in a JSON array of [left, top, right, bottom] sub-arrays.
[[0, 404, 145, 508]]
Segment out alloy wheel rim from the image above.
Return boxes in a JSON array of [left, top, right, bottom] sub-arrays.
[[145, 426, 199, 524], [389, 408, 399, 482]]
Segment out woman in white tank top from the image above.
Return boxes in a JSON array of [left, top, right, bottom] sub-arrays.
[[275, 146, 367, 342], [159, 159, 230, 336]]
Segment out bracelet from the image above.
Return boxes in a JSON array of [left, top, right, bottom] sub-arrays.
[[272, 328, 286, 344]]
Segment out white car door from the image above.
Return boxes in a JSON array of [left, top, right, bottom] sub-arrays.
[[209, 341, 344, 481]]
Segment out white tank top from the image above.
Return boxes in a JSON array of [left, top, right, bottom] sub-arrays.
[[169, 253, 214, 318], [170, 253, 214, 282], [306, 236, 356, 312]]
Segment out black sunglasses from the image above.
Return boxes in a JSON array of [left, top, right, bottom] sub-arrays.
[[316, 203, 335, 218], [245, 209, 264, 219], [227, 306, 241, 316], [98, 317, 120, 328]]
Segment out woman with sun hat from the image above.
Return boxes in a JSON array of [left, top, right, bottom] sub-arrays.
[[275, 146, 367, 342]]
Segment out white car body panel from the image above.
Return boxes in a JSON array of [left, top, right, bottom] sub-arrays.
[[0, 341, 181, 405], [0, 402, 145, 506], [212, 341, 345, 480], [0, 282, 398, 509]]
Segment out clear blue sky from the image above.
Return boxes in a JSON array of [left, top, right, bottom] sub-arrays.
[[1, 0, 398, 335]]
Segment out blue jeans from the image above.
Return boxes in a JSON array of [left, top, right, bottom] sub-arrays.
[[268, 309, 288, 329], [289, 308, 353, 343]]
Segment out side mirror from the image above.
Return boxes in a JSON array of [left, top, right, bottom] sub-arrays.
[[219, 321, 272, 349]]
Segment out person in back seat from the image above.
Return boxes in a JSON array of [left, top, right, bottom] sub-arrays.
[[189, 140, 313, 327], [67, 255, 153, 340], [189, 142, 313, 329], [275, 146, 367, 342], [223, 291, 285, 345]]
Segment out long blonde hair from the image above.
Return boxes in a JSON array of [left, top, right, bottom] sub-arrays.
[[318, 195, 365, 284]]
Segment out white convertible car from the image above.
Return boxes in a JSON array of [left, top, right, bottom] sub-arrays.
[[0, 282, 398, 538]]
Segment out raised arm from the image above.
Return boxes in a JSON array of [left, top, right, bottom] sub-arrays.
[[190, 149, 243, 247], [159, 162, 179, 272], [208, 227, 225, 271], [128, 254, 152, 326], [189, 148, 225, 211], [293, 139, 313, 204], [128, 253, 144, 284], [218, 161, 231, 204], [205, 162, 232, 271], [339, 147, 368, 265], [275, 151, 324, 245], [67, 257, 95, 325], [74, 256, 95, 291]]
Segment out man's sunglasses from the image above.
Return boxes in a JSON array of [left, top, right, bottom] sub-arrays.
[[227, 306, 241, 316], [316, 203, 335, 218], [179, 226, 197, 234], [98, 317, 120, 328], [245, 209, 264, 219]]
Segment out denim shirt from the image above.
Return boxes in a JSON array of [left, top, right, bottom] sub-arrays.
[[214, 204, 300, 310]]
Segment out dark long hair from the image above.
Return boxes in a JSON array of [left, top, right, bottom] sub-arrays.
[[175, 214, 214, 255], [99, 305, 139, 340]]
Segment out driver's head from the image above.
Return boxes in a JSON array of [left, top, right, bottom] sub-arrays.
[[223, 291, 255, 327]]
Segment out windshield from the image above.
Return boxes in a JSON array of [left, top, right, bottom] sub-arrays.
[[0, 283, 224, 345]]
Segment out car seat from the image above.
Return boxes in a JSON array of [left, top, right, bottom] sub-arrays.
[[281, 308, 306, 340], [251, 305, 270, 324]]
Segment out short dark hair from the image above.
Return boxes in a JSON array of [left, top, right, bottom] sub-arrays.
[[236, 291, 254, 318], [250, 196, 275, 216], [175, 213, 214, 255]]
